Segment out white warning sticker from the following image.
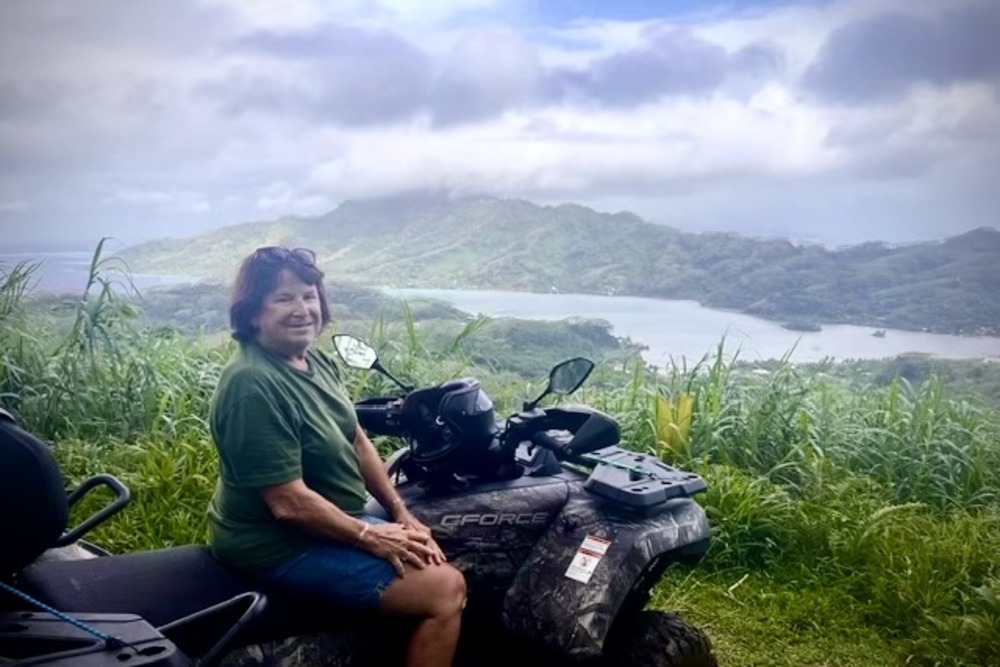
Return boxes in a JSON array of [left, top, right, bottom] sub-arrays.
[[564, 535, 612, 584]]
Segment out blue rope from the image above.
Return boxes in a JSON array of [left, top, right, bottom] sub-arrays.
[[0, 580, 127, 649]]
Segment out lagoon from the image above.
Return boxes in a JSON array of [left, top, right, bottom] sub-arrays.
[[6, 251, 998, 364], [386, 288, 1000, 365], [0, 251, 193, 293]]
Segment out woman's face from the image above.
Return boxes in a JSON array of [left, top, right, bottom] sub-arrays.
[[253, 269, 323, 358]]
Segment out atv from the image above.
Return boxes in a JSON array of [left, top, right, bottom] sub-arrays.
[[332, 334, 716, 666], [0, 338, 716, 666]]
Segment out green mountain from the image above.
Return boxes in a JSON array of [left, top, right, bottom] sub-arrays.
[[121, 194, 1000, 335]]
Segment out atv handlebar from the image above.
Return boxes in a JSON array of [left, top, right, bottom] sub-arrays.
[[355, 391, 621, 463], [531, 430, 571, 457], [508, 406, 620, 459], [354, 398, 403, 436]]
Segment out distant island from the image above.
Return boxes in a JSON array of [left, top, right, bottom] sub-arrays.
[[118, 193, 1000, 338], [781, 321, 823, 333]]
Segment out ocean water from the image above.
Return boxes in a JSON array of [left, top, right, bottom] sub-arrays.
[[0, 251, 193, 293], [386, 288, 1000, 365], [5, 252, 996, 364]]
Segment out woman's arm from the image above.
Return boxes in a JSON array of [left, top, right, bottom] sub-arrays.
[[354, 429, 446, 565], [261, 479, 434, 575], [262, 478, 367, 542], [353, 428, 407, 519]]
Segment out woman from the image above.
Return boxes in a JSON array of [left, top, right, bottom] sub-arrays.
[[207, 246, 466, 667]]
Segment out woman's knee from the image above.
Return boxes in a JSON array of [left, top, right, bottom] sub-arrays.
[[430, 564, 466, 616], [381, 562, 466, 618], [449, 565, 467, 607]]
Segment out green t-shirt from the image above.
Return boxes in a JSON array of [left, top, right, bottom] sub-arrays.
[[207, 340, 367, 575]]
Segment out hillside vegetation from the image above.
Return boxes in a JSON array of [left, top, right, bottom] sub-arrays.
[[25, 277, 639, 383], [2, 255, 999, 666], [121, 193, 1000, 336]]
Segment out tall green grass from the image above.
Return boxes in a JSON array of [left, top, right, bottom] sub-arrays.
[[2, 253, 999, 666], [545, 345, 1000, 664], [1, 245, 228, 442]]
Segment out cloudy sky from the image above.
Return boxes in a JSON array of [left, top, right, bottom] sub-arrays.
[[1, 0, 998, 250]]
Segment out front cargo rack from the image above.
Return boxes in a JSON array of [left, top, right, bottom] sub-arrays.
[[581, 446, 707, 508]]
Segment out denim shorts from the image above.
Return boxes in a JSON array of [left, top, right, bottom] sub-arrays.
[[262, 516, 398, 609]]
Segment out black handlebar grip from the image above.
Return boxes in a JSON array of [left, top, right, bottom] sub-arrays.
[[531, 430, 568, 455], [354, 402, 392, 434]]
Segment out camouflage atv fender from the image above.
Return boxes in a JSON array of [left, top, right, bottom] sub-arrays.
[[500, 494, 710, 661]]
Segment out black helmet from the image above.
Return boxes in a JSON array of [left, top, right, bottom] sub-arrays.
[[403, 377, 496, 471]]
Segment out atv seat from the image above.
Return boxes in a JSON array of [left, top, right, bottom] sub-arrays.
[[13, 546, 345, 641], [0, 412, 377, 657]]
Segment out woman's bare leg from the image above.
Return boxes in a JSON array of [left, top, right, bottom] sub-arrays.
[[378, 562, 466, 667]]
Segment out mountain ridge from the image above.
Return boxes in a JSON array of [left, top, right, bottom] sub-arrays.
[[120, 194, 1000, 336]]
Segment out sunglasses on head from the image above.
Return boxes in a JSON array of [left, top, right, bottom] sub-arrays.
[[252, 246, 316, 266]]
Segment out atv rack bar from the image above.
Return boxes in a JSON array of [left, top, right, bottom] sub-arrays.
[[581, 447, 707, 508]]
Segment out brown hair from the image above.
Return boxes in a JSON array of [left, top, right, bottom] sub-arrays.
[[229, 247, 331, 342]]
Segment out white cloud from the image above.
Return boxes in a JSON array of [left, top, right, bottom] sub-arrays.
[[202, 0, 328, 32], [201, 0, 505, 35], [105, 190, 175, 205], [376, 0, 505, 25], [0, 0, 996, 246], [104, 188, 211, 214], [307, 92, 840, 200], [543, 19, 651, 64], [0, 200, 30, 212], [255, 181, 332, 214], [692, 0, 973, 80]]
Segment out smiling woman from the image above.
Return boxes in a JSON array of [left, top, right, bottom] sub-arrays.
[[208, 245, 467, 667], [228, 246, 329, 369], [252, 272, 324, 367]]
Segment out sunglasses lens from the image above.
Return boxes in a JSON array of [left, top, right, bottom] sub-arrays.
[[254, 246, 284, 260], [292, 248, 316, 265], [254, 246, 316, 265]]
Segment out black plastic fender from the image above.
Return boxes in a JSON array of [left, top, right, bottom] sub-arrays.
[[500, 493, 710, 661]]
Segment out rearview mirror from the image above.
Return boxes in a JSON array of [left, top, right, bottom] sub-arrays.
[[523, 357, 595, 411], [332, 334, 378, 370], [549, 358, 595, 395], [331, 334, 413, 393]]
